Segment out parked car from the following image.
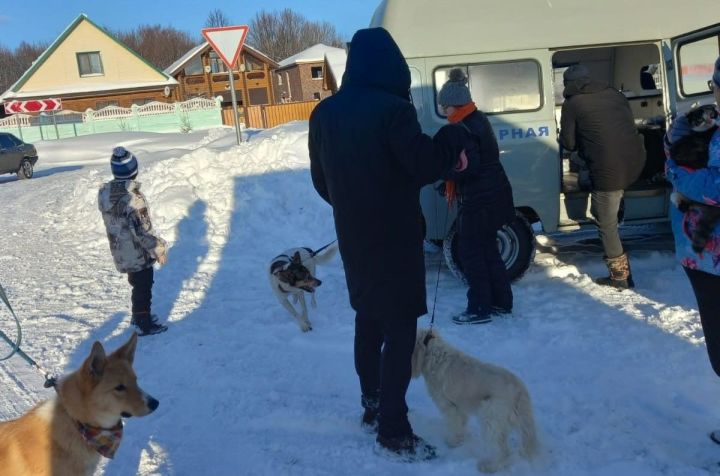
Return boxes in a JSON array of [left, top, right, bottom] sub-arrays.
[[0, 133, 37, 180]]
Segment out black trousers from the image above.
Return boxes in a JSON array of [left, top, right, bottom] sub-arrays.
[[684, 267, 720, 377], [458, 210, 512, 314], [590, 190, 625, 259], [354, 313, 417, 439], [127, 266, 154, 315]]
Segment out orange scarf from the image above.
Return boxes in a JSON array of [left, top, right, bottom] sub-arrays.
[[444, 102, 477, 207]]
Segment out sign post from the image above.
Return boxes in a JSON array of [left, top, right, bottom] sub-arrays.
[[201, 25, 249, 145]]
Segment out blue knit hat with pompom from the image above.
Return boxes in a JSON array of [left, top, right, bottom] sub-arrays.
[[110, 146, 138, 179]]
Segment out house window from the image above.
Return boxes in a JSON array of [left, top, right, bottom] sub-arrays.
[[96, 100, 119, 109], [184, 56, 204, 76], [434, 60, 542, 116], [77, 52, 104, 76], [209, 52, 228, 74], [132, 98, 154, 106], [313, 92, 321, 100], [311, 66, 323, 79]]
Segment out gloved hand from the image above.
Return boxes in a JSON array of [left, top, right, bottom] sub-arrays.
[[156, 254, 168, 265]]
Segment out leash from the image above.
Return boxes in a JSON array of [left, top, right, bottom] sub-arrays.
[[310, 239, 337, 257], [427, 186, 452, 337], [0, 283, 58, 389]]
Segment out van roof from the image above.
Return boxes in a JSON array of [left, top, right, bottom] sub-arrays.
[[370, 0, 719, 58]]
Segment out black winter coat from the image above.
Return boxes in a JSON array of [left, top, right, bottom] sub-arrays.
[[443, 109, 515, 230], [308, 28, 473, 320], [560, 80, 646, 191]]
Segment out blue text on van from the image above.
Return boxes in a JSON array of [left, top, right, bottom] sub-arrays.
[[496, 126, 550, 140]]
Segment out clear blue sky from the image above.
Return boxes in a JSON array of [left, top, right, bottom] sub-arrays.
[[0, 0, 380, 49]]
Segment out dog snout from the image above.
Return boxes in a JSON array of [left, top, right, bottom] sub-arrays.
[[146, 395, 159, 412], [315, 278, 322, 286]]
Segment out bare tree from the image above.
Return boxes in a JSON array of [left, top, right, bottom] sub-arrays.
[[0, 41, 48, 95], [248, 8, 344, 62], [113, 25, 198, 70], [205, 9, 232, 28]]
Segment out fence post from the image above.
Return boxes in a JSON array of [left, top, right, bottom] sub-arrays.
[[86, 110, 96, 134], [15, 115, 23, 141], [132, 104, 140, 131]]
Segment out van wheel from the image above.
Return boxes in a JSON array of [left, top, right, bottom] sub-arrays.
[[442, 211, 535, 283], [17, 159, 33, 180]]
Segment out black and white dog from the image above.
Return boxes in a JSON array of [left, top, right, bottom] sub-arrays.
[[268, 244, 337, 332]]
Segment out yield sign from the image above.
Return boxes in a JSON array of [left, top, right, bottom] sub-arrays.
[[201, 25, 249, 69], [4, 98, 63, 114]]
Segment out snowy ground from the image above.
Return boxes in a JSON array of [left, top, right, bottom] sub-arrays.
[[0, 124, 719, 476]]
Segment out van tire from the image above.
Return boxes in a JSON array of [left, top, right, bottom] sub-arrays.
[[443, 211, 535, 283]]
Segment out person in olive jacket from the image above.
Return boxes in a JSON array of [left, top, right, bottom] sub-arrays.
[[308, 27, 474, 461], [560, 64, 645, 289]]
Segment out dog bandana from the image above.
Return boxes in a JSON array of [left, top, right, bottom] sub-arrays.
[[76, 420, 124, 458]]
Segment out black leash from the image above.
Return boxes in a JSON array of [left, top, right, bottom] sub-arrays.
[[428, 186, 452, 332], [310, 239, 337, 257], [0, 284, 58, 389]]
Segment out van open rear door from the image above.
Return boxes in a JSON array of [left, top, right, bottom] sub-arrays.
[[665, 24, 720, 119]]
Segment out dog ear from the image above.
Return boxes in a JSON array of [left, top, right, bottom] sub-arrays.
[[83, 341, 107, 381], [111, 332, 138, 364], [292, 251, 302, 264]]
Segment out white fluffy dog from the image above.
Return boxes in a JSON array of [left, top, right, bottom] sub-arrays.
[[411, 328, 539, 472]]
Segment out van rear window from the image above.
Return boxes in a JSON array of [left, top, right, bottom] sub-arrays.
[[434, 60, 542, 116], [677, 34, 720, 97]]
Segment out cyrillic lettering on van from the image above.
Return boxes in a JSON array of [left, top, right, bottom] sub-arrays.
[[495, 126, 551, 140]]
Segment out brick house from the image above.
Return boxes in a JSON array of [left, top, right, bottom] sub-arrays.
[[165, 42, 278, 108], [0, 14, 178, 112], [273, 44, 346, 103]]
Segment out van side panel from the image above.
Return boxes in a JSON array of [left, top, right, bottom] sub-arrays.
[[411, 50, 560, 236]]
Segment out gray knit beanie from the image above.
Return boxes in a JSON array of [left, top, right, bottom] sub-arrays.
[[713, 55, 720, 88], [438, 68, 472, 107]]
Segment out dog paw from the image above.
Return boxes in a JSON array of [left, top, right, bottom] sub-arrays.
[[301, 323, 313, 332]]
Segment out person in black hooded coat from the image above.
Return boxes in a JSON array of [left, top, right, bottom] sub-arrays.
[[308, 27, 475, 460], [559, 64, 645, 289]]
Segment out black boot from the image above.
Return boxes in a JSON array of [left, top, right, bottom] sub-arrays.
[[375, 433, 437, 462], [361, 394, 379, 433], [595, 253, 634, 290], [131, 312, 168, 336]]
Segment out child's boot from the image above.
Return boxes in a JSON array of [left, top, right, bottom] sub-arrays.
[[131, 311, 168, 336]]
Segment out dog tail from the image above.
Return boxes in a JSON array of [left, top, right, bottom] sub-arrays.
[[514, 385, 540, 460], [313, 242, 338, 265]]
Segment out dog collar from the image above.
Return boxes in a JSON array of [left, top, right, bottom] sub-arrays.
[[76, 420, 124, 458]]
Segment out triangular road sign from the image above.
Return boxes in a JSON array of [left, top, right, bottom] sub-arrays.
[[202, 25, 249, 69]]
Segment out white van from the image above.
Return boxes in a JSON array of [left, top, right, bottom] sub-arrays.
[[370, 0, 720, 281]]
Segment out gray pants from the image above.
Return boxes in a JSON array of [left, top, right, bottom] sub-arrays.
[[590, 190, 625, 259]]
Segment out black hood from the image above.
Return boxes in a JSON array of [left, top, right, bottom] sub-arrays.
[[563, 79, 609, 98], [341, 27, 411, 100]]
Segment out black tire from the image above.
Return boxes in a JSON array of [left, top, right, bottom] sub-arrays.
[[443, 211, 535, 283], [17, 158, 33, 180]]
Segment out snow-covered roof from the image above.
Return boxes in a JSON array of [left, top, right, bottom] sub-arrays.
[[278, 44, 346, 68], [164, 42, 278, 76], [324, 50, 347, 89], [1, 79, 178, 101]]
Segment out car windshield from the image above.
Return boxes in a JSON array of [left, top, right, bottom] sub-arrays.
[[7, 135, 23, 146], [0, 135, 15, 148]]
